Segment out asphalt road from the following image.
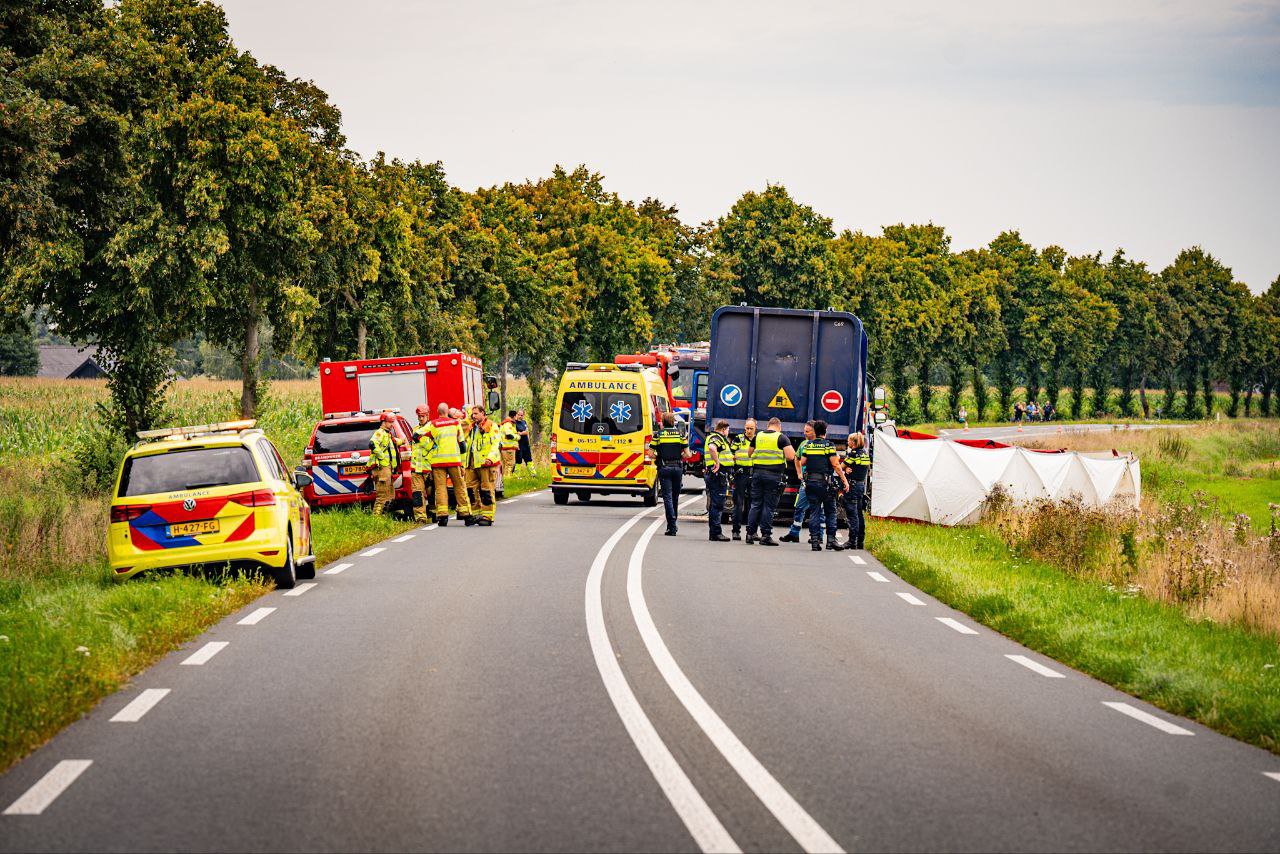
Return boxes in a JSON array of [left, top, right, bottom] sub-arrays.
[[2, 489, 1277, 852]]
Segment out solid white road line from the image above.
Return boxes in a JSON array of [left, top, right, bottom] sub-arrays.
[[866, 571, 889, 583], [283, 582, 316, 597], [361, 547, 386, 557], [1264, 772, 1280, 783], [936, 617, 979, 635], [392, 534, 415, 543], [848, 554, 867, 565], [109, 688, 170, 722], [631, 515, 845, 854], [1103, 701, 1194, 735], [236, 607, 275, 626], [324, 562, 353, 575], [181, 641, 228, 665], [585, 505, 740, 854], [1006, 654, 1066, 679], [895, 591, 925, 606], [3, 760, 92, 815]]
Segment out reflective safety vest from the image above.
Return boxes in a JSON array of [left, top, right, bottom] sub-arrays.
[[465, 420, 500, 468], [730, 434, 754, 468], [425, 418, 464, 468], [499, 419, 520, 450], [411, 423, 433, 472], [653, 427, 686, 465], [843, 447, 872, 483], [751, 430, 786, 468], [704, 432, 732, 468], [369, 427, 399, 469]]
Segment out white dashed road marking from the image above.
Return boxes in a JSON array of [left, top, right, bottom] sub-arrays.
[[936, 617, 979, 635], [392, 534, 415, 542], [236, 607, 275, 626], [3, 760, 92, 815], [1264, 772, 1280, 783], [1006, 654, 1066, 678], [848, 554, 867, 565], [895, 591, 925, 606], [420, 524, 438, 531], [324, 562, 352, 575], [283, 583, 316, 597], [1103, 702, 1194, 735], [181, 641, 228, 665], [866, 571, 889, 583], [500, 498, 518, 504], [361, 547, 385, 557], [109, 688, 170, 722]]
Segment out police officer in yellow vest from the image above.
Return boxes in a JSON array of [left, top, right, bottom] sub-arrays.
[[409, 404, 434, 523], [464, 405, 501, 525], [369, 412, 401, 516], [651, 413, 689, 536], [746, 417, 796, 546], [729, 418, 756, 540], [425, 402, 473, 526], [703, 420, 732, 542], [498, 411, 520, 476]]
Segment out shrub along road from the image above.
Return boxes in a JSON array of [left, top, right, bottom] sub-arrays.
[[0, 489, 1277, 851]]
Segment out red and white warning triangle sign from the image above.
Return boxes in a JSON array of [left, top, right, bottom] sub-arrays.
[[769, 386, 794, 409]]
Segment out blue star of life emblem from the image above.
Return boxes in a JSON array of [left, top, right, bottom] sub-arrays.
[[609, 400, 632, 422], [571, 399, 593, 422]]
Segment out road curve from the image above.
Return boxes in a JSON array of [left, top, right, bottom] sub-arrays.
[[1, 490, 1277, 852]]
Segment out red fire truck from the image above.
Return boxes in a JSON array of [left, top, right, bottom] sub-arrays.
[[301, 352, 500, 511]]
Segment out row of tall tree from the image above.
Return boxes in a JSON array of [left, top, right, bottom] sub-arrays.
[[3, 0, 1278, 434]]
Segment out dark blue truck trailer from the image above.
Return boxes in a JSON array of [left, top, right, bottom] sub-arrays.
[[706, 305, 871, 519]]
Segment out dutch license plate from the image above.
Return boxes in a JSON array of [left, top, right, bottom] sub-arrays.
[[564, 466, 595, 478], [169, 520, 218, 537], [340, 464, 367, 476]]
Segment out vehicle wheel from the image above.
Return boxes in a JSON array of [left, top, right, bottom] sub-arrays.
[[576, 491, 592, 503], [642, 484, 658, 507], [271, 533, 297, 589], [553, 489, 569, 506]]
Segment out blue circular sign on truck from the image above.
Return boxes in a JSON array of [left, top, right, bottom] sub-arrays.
[[719, 384, 743, 406]]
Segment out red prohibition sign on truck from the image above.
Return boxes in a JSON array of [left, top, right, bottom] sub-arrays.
[[821, 389, 844, 412]]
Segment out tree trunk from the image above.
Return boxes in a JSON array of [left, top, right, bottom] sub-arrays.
[[1024, 361, 1041, 407], [917, 355, 933, 422], [1201, 364, 1214, 420], [1043, 359, 1061, 410], [527, 359, 547, 444], [1243, 387, 1254, 417], [972, 364, 990, 422], [356, 321, 367, 360], [995, 361, 1014, 421], [1118, 365, 1135, 417], [1088, 363, 1110, 417], [240, 315, 260, 419], [1228, 373, 1242, 418], [500, 343, 510, 417], [1262, 383, 1274, 418], [1182, 363, 1198, 419], [1138, 374, 1150, 419], [1070, 366, 1086, 419], [946, 360, 966, 421], [1162, 370, 1177, 419]]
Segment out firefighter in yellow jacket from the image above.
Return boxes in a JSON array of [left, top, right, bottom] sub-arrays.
[[425, 402, 473, 526], [409, 404, 434, 523], [498, 411, 520, 476], [368, 412, 401, 516], [465, 405, 501, 525]]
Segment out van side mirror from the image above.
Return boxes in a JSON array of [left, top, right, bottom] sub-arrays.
[[874, 411, 887, 426], [486, 390, 501, 412], [293, 470, 313, 490], [873, 386, 887, 407]]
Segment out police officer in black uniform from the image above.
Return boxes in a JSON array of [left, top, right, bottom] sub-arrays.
[[703, 419, 732, 542], [652, 412, 688, 536], [729, 418, 756, 540], [840, 431, 872, 550], [800, 420, 849, 551]]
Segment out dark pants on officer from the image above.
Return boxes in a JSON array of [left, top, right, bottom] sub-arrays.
[[732, 468, 752, 534], [704, 469, 728, 538], [747, 468, 783, 539], [843, 480, 867, 548], [804, 479, 838, 545], [658, 464, 683, 532]]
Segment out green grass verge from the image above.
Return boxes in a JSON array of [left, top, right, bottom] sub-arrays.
[[870, 520, 1280, 753]]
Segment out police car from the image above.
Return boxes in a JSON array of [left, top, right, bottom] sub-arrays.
[[108, 421, 316, 589]]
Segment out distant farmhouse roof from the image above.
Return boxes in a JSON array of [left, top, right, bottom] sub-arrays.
[[37, 346, 107, 380]]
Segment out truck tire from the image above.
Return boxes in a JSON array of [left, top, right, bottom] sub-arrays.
[[553, 488, 569, 506], [270, 536, 297, 590]]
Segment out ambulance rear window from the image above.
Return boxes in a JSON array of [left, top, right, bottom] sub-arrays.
[[118, 447, 260, 497], [312, 422, 377, 454]]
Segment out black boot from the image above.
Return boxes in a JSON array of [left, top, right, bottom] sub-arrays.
[[759, 536, 780, 547], [464, 515, 478, 527], [827, 540, 844, 551], [709, 534, 730, 542], [731, 531, 742, 541], [779, 531, 800, 543], [437, 516, 448, 526], [745, 533, 757, 544], [810, 541, 822, 551]]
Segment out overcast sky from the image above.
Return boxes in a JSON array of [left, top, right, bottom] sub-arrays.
[[219, 0, 1280, 292]]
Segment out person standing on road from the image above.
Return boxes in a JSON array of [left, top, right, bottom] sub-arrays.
[[499, 411, 520, 476], [426, 402, 473, 526], [781, 421, 820, 543], [515, 409, 535, 475], [703, 420, 732, 542], [464, 405, 500, 526], [651, 412, 689, 536], [957, 404, 968, 427], [840, 432, 871, 550], [745, 417, 795, 546], [368, 412, 401, 516], [409, 405, 434, 523], [729, 418, 756, 540], [800, 420, 848, 551]]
